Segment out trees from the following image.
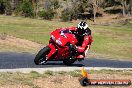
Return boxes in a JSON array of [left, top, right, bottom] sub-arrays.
[[0, 0, 5, 14], [0, 0, 131, 21], [90, 0, 98, 22], [87, 0, 106, 22], [116, 0, 127, 16], [38, 0, 59, 20], [128, 0, 132, 16], [60, 0, 90, 21], [20, 0, 34, 17], [0, 0, 12, 15], [31, 0, 39, 17], [60, 8, 72, 21], [38, 9, 55, 20], [114, 0, 131, 17]]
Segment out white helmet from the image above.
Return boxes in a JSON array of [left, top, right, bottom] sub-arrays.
[[77, 21, 89, 36]]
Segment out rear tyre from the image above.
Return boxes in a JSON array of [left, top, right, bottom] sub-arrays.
[[63, 58, 76, 66], [34, 46, 50, 65]]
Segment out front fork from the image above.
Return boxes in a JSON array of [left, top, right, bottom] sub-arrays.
[[47, 43, 57, 60]]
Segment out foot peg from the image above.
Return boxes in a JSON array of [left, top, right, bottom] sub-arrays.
[[78, 58, 84, 61]]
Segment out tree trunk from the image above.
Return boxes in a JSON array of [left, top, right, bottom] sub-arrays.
[[31, 0, 39, 18], [32, 0, 35, 17], [131, 7, 132, 16], [36, 1, 39, 18], [122, 0, 127, 17], [130, 0, 132, 16], [123, 6, 125, 16], [92, 0, 97, 23], [93, 6, 97, 23], [11, 0, 20, 9]]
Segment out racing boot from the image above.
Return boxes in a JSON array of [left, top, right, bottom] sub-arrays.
[[77, 55, 84, 61]]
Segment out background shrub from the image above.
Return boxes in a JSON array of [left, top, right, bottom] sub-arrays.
[[19, 0, 34, 17], [0, 0, 12, 15], [60, 8, 72, 22], [0, 1, 5, 14], [38, 9, 55, 20], [4, 0, 12, 15]]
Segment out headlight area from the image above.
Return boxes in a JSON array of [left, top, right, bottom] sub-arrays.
[[51, 35, 62, 45], [56, 39, 62, 45]]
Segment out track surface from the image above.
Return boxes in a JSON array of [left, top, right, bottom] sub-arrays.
[[0, 52, 132, 69]]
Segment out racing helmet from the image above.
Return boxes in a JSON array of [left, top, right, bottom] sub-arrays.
[[77, 21, 89, 36]]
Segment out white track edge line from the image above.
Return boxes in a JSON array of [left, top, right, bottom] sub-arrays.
[[0, 67, 132, 73]]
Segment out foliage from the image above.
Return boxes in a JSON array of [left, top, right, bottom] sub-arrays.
[[1, 0, 132, 20], [51, 0, 60, 9], [0, 0, 12, 15], [104, 0, 120, 7], [60, 0, 89, 21], [38, 0, 59, 20], [38, 9, 55, 20], [60, 8, 72, 21], [18, 0, 34, 17], [5, 1, 12, 15], [0, 0, 5, 14]]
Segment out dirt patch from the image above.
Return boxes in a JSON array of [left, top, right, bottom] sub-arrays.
[[33, 76, 81, 88], [0, 35, 43, 52], [33, 74, 132, 88], [0, 85, 30, 88]]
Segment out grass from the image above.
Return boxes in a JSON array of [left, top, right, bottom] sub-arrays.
[[0, 15, 74, 44], [67, 70, 82, 77], [0, 72, 40, 87], [91, 24, 132, 60], [0, 70, 131, 87], [44, 70, 54, 76], [0, 15, 132, 60]]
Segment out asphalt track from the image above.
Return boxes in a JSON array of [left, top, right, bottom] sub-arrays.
[[0, 52, 132, 69]]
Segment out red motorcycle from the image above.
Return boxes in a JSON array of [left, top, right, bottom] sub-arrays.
[[34, 29, 84, 65]]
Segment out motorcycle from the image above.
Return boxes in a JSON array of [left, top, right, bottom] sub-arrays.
[[34, 29, 84, 66]]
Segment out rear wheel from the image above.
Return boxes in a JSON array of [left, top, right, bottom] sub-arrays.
[[63, 58, 76, 66], [34, 46, 50, 65]]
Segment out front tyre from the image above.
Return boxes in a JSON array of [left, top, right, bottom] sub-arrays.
[[34, 46, 50, 65]]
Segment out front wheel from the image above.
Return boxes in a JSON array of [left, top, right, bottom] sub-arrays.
[[34, 46, 50, 65], [63, 58, 76, 66]]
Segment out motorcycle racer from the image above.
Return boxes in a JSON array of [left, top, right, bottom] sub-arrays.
[[34, 21, 93, 65], [52, 21, 93, 60]]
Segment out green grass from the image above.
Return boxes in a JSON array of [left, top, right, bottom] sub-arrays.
[[0, 15, 132, 60], [0, 15, 74, 44], [91, 24, 132, 60]]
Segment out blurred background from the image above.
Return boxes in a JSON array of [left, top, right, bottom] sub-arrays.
[[0, 0, 132, 61]]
